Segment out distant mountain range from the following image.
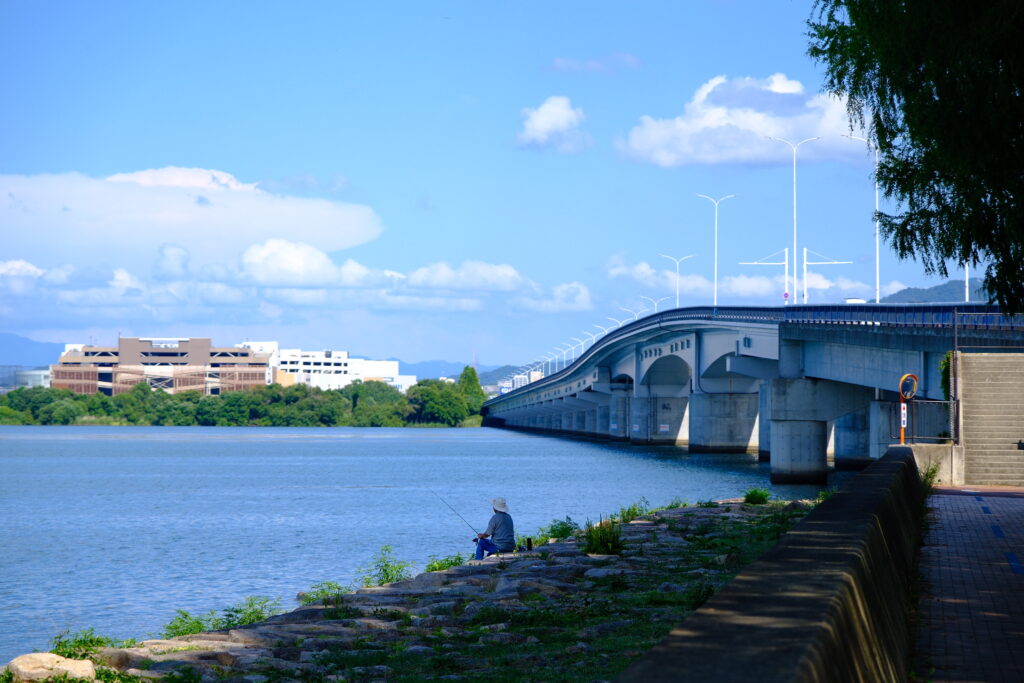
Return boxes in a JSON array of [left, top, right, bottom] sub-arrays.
[[0, 333, 65, 368], [880, 278, 987, 304]]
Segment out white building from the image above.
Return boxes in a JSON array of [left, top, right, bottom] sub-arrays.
[[239, 343, 417, 394]]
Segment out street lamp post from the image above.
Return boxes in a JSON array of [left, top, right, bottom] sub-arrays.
[[696, 193, 734, 306], [619, 306, 648, 321], [557, 345, 571, 370], [843, 134, 880, 303], [767, 136, 819, 304], [639, 295, 671, 313], [581, 331, 597, 349], [659, 254, 695, 309], [607, 317, 628, 328], [570, 337, 584, 360], [593, 323, 612, 336]]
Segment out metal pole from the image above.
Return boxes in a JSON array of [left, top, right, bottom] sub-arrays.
[[768, 137, 819, 305], [697, 194, 734, 306]]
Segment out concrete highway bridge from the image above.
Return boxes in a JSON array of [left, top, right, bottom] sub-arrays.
[[483, 304, 1024, 485]]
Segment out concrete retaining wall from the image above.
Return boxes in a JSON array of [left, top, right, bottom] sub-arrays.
[[618, 447, 924, 683]]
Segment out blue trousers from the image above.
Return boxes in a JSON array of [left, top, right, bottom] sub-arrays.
[[474, 537, 498, 560]]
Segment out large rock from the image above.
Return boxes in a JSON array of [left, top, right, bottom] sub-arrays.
[[6, 653, 96, 681]]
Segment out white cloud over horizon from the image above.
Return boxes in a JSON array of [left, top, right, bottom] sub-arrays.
[[620, 73, 860, 166], [518, 96, 591, 153], [0, 168, 384, 271]]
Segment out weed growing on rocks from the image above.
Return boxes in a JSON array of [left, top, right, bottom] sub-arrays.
[[743, 487, 771, 505], [424, 552, 466, 572], [162, 596, 282, 637], [582, 516, 625, 554], [359, 545, 414, 586], [615, 497, 650, 523]]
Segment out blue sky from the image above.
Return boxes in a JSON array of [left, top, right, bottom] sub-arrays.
[[0, 1, 969, 365]]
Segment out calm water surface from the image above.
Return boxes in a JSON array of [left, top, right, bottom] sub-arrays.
[[0, 426, 831, 661]]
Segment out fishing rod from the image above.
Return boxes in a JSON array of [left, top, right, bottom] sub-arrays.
[[430, 490, 479, 535]]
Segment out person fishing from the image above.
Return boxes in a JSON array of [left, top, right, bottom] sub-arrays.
[[473, 497, 516, 560]]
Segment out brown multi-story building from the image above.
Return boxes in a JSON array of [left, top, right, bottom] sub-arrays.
[[51, 338, 271, 396]]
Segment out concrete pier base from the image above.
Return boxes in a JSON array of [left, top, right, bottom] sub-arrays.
[[688, 392, 758, 453], [770, 419, 829, 484]]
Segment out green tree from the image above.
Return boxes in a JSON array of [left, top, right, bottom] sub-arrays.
[[457, 366, 486, 415], [407, 380, 469, 427], [808, 1, 1024, 311]]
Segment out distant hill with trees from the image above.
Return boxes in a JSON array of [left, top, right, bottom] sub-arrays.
[[881, 279, 987, 304]]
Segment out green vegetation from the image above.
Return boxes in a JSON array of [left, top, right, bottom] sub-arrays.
[[940, 350, 953, 401], [696, 499, 718, 508], [581, 517, 625, 555], [424, 552, 467, 572], [0, 365, 488, 427], [50, 628, 131, 659], [816, 488, 837, 504], [299, 580, 349, 606], [614, 497, 649, 523], [162, 596, 282, 638], [808, 1, 1024, 311], [743, 487, 771, 505], [358, 545, 414, 587]]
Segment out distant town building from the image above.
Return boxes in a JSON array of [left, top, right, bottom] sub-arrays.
[[238, 343, 417, 394], [51, 338, 271, 396], [16, 368, 51, 389]]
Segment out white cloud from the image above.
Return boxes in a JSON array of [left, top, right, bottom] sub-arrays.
[[513, 282, 592, 312], [620, 73, 858, 166], [1, 168, 383, 271], [241, 239, 343, 286], [107, 167, 258, 192], [605, 255, 710, 294], [155, 244, 191, 280], [0, 259, 45, 295], [0, 259, 44, 278], [551, 53, 640, 73], [721, 274, 781, 297], [518, 96, 591, 153], [407, 261, 525, 291], [882, 280, 908, 296]]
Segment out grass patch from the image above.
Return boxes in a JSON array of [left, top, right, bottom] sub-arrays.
[[581, 517, 625, 555], [743, 487, 771, 505], [50, 628, 135, 660], [299, 580, 350, 605], [358, 545, 414, 587], [425, 552, 466, 572], [162, 596, 282, 638], [615, 497, 649, 523]]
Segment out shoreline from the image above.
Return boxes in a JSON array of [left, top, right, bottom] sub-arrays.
[[4, 497, 813, 682]]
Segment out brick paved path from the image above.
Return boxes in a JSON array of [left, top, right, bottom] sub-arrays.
[[914, 487, 1024, 681]]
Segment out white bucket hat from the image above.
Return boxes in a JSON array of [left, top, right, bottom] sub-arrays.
[[491, 497, 509, 513]]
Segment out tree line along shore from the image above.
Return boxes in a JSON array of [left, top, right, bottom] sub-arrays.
[[0, 367, 487, 428]]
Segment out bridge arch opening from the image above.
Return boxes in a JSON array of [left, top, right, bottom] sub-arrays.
[[641, 355, 691, 397]]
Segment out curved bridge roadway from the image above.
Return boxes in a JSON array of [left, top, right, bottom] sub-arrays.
[[484, 304, 1021, 483]]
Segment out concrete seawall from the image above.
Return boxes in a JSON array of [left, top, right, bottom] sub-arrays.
[[618, 447, 924, 682]]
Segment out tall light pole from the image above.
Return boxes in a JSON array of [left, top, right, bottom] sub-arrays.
[[593, 323, 613, 336], [581, 331, 597, 349], [619, 306, 648, 320], [843, 134, 880, 303], [639, 295, 671, 313], [768, 136, 819, 304], [607, 316, 628, 328], [557, 344, 572, 370], [696, 193, 734, 306], [571, 337, 584, 359], [660, 253, 694, 309], [542, 352, 555, 376]]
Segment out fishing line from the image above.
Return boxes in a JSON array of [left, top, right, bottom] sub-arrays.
[[430, 490, 479, 535]]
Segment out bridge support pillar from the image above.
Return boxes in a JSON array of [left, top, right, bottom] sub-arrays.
[[584, 409, 597, 434], [688, 392, 757, 453], [834, 408, 869, 467], [769, 378, 875, 484], [629, 397, 652, 443], [597, 405, 610, 434], [758, 383, 772, 462], [648, 396, 689, 445], [609, 387, 630, 440], [770, 420, 829, 483]]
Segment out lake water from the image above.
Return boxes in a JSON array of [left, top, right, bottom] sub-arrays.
[[0, 426, 832, 662]]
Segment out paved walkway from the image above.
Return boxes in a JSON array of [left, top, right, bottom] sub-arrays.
[[914, 487, 1024, 681]]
